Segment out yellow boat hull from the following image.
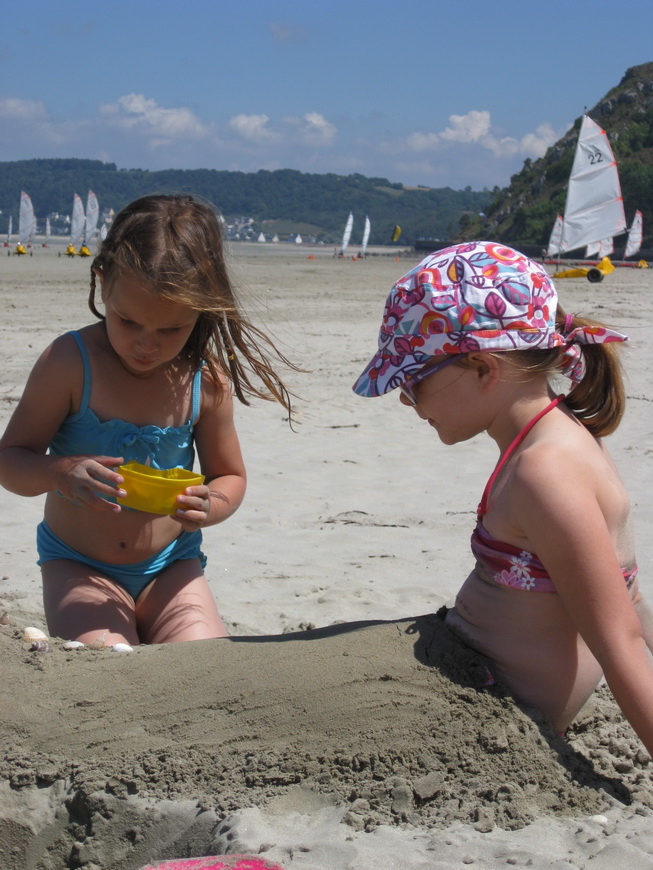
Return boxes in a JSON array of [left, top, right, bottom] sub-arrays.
[[554, 256, 615, 283]]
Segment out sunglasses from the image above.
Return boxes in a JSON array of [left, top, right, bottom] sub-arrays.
[[400, 356, 460, 406]]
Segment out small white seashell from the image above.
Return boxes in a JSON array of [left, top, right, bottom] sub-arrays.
[[589, 814, 609, 826], [23, 626, 48, 643], [63, 640, 85, 650], [30, 639, 51, 653], [111, 643, 134, 653]]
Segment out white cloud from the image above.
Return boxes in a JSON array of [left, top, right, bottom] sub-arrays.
[[439, 110, 491, 143], [100, 94, 209, 143], [0, 97, 48, 121], [520, 122, 562, 158], [228, 113, 280, 143], [404, 131, 440, 152], [403, 110, 494, 153], [403, 110, 563, 163], [300, 112, 336, 145], [481, 134, 520, 158]]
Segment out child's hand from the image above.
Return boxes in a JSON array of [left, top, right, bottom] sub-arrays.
[[54, 455, 126, 511], [174, 484, 212, 530]]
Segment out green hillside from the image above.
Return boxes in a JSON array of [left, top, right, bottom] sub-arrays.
[[0, 160, 492, 246], [479, 62, 653, 252]]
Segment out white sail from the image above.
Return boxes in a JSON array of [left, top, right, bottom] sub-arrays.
[[585, 237, 613, 258], [18, 192, 34, 246], [45, 217, 51, 238], [585, 240, 600, 258], [6, 215, 12, 242], [71, 193, 85, 248], [359, 215, 371, 257], [560, 115, 626, 254], [339, 212, 354, 254], [295, 234, 303, 244], [547, 214, 563, 256], [257, 232, 266, 242], [624, 210, 643, 258], [85, 190, 99, 244]]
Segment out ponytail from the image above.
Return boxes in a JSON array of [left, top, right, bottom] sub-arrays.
[[556, 306, 625, 437]]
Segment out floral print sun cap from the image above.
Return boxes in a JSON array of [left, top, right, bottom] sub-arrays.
[[353, 241, 628, 397]]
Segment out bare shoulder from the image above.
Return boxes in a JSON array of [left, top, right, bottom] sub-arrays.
[[199, 364, 233, 416], [512, 425, 622, 511], [30, 330, 87, 378], [0, 328, 94, 452]]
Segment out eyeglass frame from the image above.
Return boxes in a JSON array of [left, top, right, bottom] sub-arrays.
[[399, 355, 461, 406]]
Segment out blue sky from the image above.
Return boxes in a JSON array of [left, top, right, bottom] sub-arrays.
[[1, 0, 652, 190]]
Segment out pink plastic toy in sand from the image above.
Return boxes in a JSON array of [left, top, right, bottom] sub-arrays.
[[138, 856, 285, 870]]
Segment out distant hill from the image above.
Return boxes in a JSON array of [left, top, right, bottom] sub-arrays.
[[0, 159, 492, 246], [478, 62, 653, 253]]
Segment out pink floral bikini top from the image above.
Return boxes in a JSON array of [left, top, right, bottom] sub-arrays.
[[470, 395, 637, 593]]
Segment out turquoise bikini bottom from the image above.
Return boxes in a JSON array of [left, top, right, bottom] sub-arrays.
[[36, 520, 206, 600]]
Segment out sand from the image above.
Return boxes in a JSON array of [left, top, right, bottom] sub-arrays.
[[1, 239, 653, 869]]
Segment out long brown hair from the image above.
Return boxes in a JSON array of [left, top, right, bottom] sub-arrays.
[[90, 194, 299, 417]]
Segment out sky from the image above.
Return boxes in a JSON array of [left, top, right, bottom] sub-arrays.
[[1, 0, 652, 191]]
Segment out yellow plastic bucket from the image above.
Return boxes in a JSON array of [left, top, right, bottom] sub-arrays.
[[118, 461, 205, 515]]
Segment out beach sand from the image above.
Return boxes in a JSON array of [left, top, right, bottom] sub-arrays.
[[2, 240, 653, 869]]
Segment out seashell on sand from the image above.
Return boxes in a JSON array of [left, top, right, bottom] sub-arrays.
[[22, 626, 48, 643], [63, 640, 85, 650], [111, 643, 134, 653], [29, 640, 51, 653], [88, 633, 107, 650]]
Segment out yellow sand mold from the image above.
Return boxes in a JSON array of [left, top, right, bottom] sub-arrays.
[[118, 461, 204, 514]]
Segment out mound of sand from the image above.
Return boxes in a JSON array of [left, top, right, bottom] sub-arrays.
[[2, 610, 652, 869]]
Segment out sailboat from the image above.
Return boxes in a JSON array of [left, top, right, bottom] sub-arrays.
[[338, 212, 353, 257], [358, 215, 371, 258], [554, 114, 626, 282], [14, 191, 34, 255], [624, 210, 643, 259], [79, 190, 99, 256], [67, 193, 85, 256], [4, 215, 12, 247], [546, 215, 563, 257]]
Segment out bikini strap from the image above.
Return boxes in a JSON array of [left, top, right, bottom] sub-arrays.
[[477, 394, 566, 518], [68, 330, 92, 415], [190, 364, 204, 424]]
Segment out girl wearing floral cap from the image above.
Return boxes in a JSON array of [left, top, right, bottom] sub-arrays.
[[354, 241, 653, 755]]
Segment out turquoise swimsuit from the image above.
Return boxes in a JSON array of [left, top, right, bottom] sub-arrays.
[[37, 330, 206, 600], [49, 331, 201, 471]]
